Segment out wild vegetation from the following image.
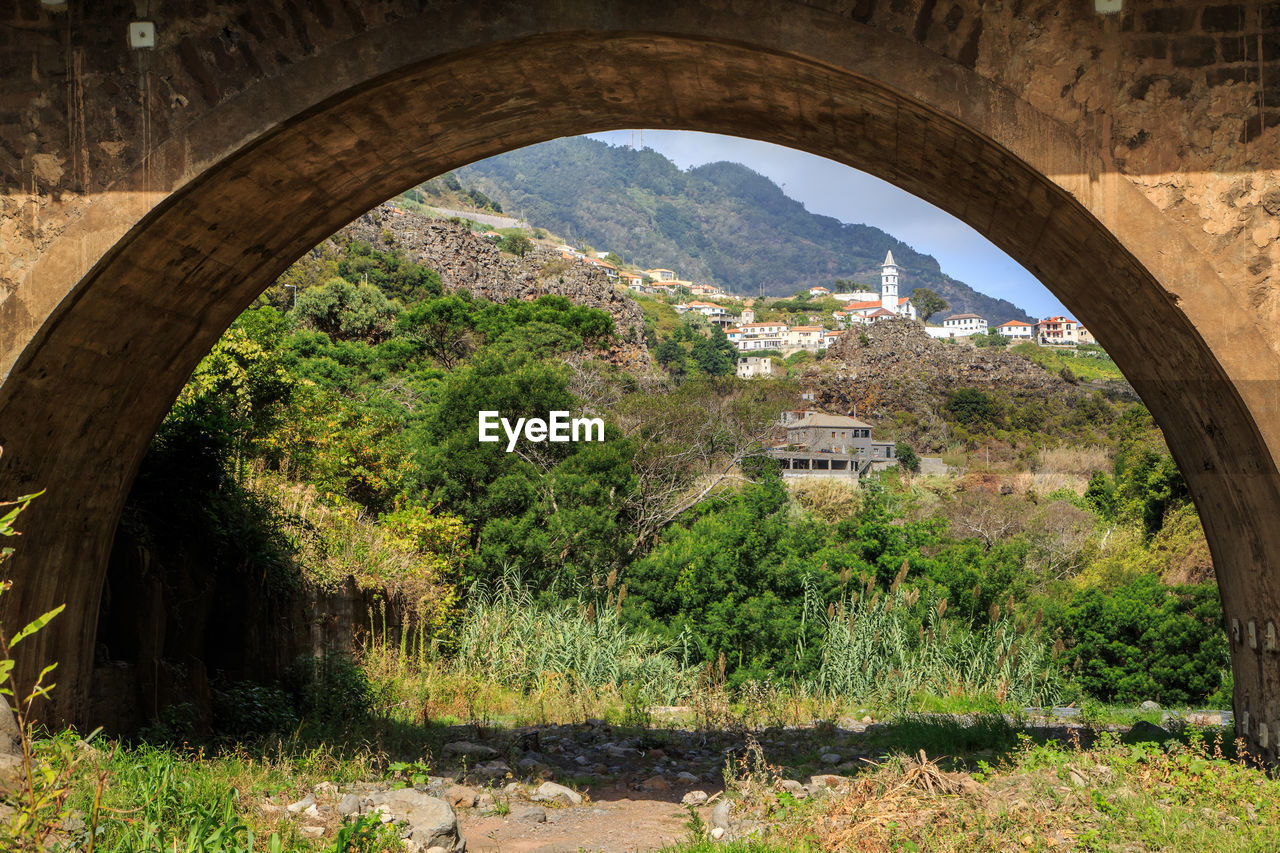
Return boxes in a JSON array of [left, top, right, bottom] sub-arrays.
[[0, 215, 1247, 851]]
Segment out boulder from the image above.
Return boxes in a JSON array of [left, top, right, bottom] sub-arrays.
[[640, 775, 669, 792], [441, 742, 498, 761], [286, 794, 315, 813], [530, 781, 582, 806], [1121, 720, 1170, 745], [443, 785, 478, 809], [337, 793, 361, 816], [681, 790, 709, 806], [780, 780, 807, 799], [807, 773, 852, 790], [465, 760, 512, 785], [365, 790, 465, 853], [711, 798, 733, 831], [512, 806, 547, 823]]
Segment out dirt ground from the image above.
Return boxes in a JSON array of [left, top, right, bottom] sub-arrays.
[[460, 789, 701, 853]]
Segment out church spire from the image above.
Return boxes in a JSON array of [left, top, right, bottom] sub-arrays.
[[881, 250, 899, 312]]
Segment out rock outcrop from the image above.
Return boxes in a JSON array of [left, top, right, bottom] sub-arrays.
[[807, 319, 1103, 447], [340, 204, 650, 370]]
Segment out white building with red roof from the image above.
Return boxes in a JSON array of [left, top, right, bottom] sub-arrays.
[[1036, 316, 1078, 344], [995, 320, 1034, 340], [676, 300, 730, 319]]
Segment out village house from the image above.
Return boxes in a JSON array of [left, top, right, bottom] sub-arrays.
[[784, 325, 827, 351], [584, 257, 618, 278], [808, 285, 832, 297], [726, 322, 790, 351], [644, 268, 676, 282], [620, 271, 644, 291], [1036, 316, 1078, 345], [676, 300, 730, 319], [926, 313, 989, 338], [690, 283, 726, 297], [736, 356, 774, 379], [995, 320, 1034, 340], [644, 282, 679, 296], [767, 411, 898, 480]]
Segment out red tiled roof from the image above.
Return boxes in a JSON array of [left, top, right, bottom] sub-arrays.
[[843, 297, 908, 310]]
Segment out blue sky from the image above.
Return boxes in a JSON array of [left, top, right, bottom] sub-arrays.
[[589, 130, 1067, 319]]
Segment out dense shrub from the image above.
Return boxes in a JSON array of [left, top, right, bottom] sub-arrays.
[[1053, 574, 1228, 706], [286, 652, 375, 726]]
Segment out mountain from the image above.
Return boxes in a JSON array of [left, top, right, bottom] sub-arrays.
[[450, 136, 1034, 325]]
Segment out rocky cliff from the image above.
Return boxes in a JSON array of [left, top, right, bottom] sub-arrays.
[[340, 204, 650, 370], [806, 319, 1097, 445]]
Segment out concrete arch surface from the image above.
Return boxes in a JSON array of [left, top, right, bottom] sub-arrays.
[[1, 3, 1278, 754]]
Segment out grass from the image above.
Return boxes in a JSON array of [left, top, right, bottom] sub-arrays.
[[813, 586, 1066, 711], [664, 726, 1277, 853], [1011, 341, 1126, 383]]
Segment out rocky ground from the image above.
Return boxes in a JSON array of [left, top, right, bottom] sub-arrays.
[[811, 318, 1073, 422], [340, 203, 651, 371], [255, 709, 1230, 852]]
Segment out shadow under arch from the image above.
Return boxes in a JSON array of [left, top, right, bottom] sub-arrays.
[[1, 23, 1278, 755]]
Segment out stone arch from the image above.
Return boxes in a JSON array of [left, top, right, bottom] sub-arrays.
[[1, 3, 1278, 755]]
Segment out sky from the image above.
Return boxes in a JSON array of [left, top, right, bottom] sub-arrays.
[[589, 130, 1067, 319]]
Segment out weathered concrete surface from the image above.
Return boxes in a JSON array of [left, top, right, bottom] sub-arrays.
[[0, 1, 1279, 758]]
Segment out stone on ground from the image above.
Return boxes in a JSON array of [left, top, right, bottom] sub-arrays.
[[365, 789, 465, 852], [1121, 720, 1170, 745], [531, 781, 582, 805], [641, 775, 669, 792], [444, 785, 478, 809], [442, 741, 499, 760]]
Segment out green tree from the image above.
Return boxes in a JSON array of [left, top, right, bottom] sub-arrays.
[[397, 294, 478, 368], [655, 338, 687, 375], [910, 287, 948, 321], [293, 277, 400, 344], [499, 234, 533, 258], [946, 388, 998, 427], [690, 331, 735, 376], [1056, 575, 1228, 705], [972, 329, 1007, 348], [896, 442, 920, 473]]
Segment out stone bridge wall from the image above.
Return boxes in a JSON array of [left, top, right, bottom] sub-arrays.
[[1, 1, 1276, 355], [1, 0, 1280, 758]]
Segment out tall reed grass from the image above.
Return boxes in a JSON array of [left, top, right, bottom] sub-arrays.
[[454, 574, 695, 703], [811, 580, 1065, 709]]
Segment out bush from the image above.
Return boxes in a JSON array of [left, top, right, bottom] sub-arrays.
[[211, 677, 299, 739], [1055, 574, 1228, 706], [946, 388, 997, 427], [287, 652, 374, 726]]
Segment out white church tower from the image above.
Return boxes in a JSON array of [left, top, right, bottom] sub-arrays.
[[880, 250, 900, 313]]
